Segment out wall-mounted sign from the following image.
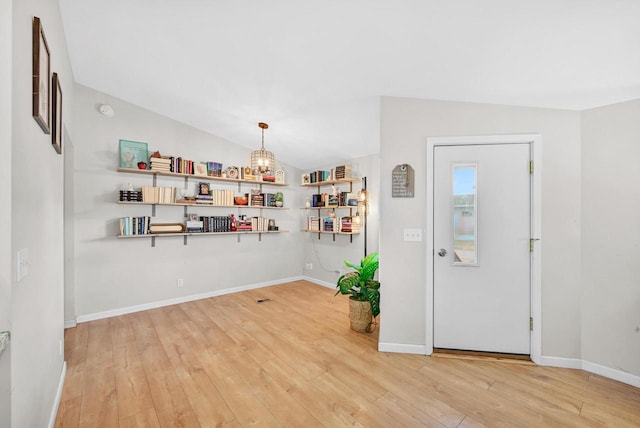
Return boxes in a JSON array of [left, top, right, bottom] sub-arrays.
[[392, 164, 415, 197]]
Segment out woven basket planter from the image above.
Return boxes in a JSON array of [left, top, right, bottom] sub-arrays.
[[349, 297, 372, 332]]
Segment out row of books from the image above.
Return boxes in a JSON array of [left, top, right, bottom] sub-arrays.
[[194, 190, 234, 206], [303, 164, 352, 184], [305, 216, 360, 233], [141, 186, 177, 204], [310, 192, 357, 207], [187, 216, 234, 233], [120, 216, 151, 236]]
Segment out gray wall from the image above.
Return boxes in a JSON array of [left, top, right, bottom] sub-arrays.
[[11, 0, 74, 426], [581, 99, 640, 376], [1, 1, 13, 426], [379, 97, 583, 359], [71, 83, 306, 318], [302, 154, 380, 286]]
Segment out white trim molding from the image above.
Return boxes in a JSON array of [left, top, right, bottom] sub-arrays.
[[425, 134, 542, 361], [48, 361, 67, 428], [378, 342, 427, 355], [302, 276, 336, 290], [63, 320, 77, 329], [76, 276, 303, 323], [540, 356, 640, 389]]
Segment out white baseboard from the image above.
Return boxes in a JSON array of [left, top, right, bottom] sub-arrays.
[[378, 342, 427, 355], [63, 320, 77, 329], [302, 275, 336, 289], [540, 356, 640, 388], [538, 355, 582, 370], [48, 361, 66, 428], [76, 276, 303, 323]]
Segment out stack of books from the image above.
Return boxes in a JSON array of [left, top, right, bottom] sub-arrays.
[[306, 216, 320, 232], [237, 217, 253, 231], [150, 156, 172, 172], [119, 190, 142, 202], [195, 194, 213, 205], [322, 217, 335, 232], [335, 164, 352, 179], [250, 194, 264, 206]]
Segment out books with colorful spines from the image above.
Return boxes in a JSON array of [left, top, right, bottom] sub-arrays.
[[322, 217, 335, 232], [250, 194, 264, 206]]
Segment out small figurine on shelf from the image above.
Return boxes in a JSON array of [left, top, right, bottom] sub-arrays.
[[305, 196, 311, 208], [275, 192, 284, 207]]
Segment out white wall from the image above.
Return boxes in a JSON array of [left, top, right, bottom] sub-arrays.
[[11, 0, 74, 426], [71, 84, 304, 318], [301, 154, 380, 287], [379, 97, 582, 359], [581, 99, 640, 377], [1, 1, 13, 426]]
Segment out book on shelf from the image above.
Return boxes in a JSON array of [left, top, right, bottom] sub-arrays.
[[149, 222, 184, 234], [142, 186, 176, 204], [120, 216, 151, 236], [334, 164, 352, 179]]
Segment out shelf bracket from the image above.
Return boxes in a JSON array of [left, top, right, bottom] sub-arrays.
[[258, 232, 262, 242], [183, 235, 188, 246], [152, 205, 156, 217], [332, 233, 336, 242], [151, 236, 156, 247], [237, 234, 241, 243]]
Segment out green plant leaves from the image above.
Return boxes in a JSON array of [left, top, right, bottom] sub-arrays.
[[336, 253, 380, 319]]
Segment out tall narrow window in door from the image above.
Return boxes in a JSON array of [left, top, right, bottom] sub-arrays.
[[453, 164, 477, 264]]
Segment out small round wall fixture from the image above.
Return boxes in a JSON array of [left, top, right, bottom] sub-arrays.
[[99, 104, 114, 117]]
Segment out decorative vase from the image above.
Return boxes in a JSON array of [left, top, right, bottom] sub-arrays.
[[348, 297, 372, 332]]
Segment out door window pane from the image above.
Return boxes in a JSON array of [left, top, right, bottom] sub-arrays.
[[453, 164, 477, 264]]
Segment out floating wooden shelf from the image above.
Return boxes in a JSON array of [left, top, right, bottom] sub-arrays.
[[118, 167, 288, 186]]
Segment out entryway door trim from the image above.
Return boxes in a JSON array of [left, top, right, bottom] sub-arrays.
[[425, 134, 542, 364]]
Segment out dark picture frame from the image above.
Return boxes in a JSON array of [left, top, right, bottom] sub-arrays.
[[32, 16, 51, 134], [51, 73, 62, 154]]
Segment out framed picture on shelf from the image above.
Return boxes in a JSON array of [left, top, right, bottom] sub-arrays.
[[119, 139, 148, 168], [301, 173, 310, 185], [51, 73, 62, 154], [32, 16, 51, 134]]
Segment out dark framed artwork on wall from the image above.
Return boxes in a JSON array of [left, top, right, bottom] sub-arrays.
[[32, 16, 51, 134], [51, 72, 62, 154]]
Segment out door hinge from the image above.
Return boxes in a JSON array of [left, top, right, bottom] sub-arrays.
[[530, 317, 533, 331], [529, 161, 534, 174]]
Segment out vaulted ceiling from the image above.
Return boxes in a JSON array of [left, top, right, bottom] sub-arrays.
[[59, 0, 640, 169]]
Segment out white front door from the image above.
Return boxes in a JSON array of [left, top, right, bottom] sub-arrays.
[[433, 143, 531, 354]]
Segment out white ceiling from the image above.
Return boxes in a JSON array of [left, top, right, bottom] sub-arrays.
[[59, 0, 640, 170]]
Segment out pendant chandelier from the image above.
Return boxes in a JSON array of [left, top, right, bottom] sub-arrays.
[[251, 122, 275, 175]]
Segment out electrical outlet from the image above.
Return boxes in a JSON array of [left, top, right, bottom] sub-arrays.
[[177, 278, 184, 287], [403, 228, 423, 242], [304, 262, 313, 270]]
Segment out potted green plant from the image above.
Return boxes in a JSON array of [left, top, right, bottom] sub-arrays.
[[335, 252, 380, 332]]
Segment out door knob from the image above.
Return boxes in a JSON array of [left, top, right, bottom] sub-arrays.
[[438, 249, 447, 257]]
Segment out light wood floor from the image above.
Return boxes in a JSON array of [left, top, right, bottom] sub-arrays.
[[55, 280, 640, 427]]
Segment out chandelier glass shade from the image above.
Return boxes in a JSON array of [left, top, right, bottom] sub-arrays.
[[251, 122, 275, 175]]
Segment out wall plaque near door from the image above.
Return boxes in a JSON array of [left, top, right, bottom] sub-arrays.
[[392, 164, 415, 197]]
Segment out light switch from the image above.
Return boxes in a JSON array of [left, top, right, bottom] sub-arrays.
[[403, 229, 423, 242]]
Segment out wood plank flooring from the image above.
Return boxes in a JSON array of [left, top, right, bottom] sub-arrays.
[[55, 280, 640, 427]]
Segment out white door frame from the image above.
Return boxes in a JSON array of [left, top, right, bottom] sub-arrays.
[[426, 134, 542, 363]]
